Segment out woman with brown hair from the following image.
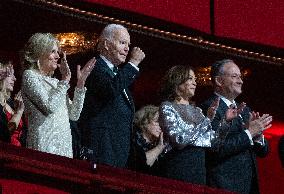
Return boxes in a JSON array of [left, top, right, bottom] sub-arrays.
[[159, 65, 236, 184]]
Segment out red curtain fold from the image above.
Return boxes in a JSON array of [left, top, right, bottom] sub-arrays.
[[82, 0, 211, 33], [81, 0, 284, 49]]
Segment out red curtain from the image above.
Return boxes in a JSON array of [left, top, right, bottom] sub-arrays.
[[82, 0, 284, 48], [82, 0, 211, 33], [215, 0, 284, 48]]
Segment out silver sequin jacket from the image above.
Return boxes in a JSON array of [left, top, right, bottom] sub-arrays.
[[159, 101, 216, 149]]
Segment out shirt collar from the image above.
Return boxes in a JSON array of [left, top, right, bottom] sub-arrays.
[[215, 92, 236, 107], [100, 55, 115, 71]]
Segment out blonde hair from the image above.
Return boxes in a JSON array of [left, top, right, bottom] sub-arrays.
[[0, 61, 13, 104], [134, 105, 159, 131], [20, 33, 59, 70]]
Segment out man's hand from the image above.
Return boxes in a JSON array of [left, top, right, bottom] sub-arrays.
[[207, 97, 220, 120], [247, 113, 272, 137], [225, 102, 246, 121], [129, 47, 145, 66]]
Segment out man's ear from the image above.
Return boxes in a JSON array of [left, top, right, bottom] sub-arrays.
[[103, 40, 109, 51], [215, 76, 222, 87]]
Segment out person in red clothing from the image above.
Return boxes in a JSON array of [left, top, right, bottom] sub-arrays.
[[0, 60, 26, 146]]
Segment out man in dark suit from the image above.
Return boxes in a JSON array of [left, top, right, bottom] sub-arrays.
[[200, 59, 272, 194], [79, 24, 145, 167]]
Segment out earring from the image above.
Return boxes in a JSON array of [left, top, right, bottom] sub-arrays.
[[37, 60, 41, 69]]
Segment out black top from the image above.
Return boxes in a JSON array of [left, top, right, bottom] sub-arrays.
[[130, 131, 168, 176]]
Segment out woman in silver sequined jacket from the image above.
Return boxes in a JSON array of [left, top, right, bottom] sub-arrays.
[[159, 65, 237, 184]]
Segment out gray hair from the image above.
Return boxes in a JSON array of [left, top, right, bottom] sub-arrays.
[[97, 24, 127, 52], [21, 33, 59, 70]]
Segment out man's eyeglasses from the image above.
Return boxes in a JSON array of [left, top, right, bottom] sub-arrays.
[[220, 73, 243, 80]]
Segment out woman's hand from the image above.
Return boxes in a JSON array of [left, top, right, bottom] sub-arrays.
[[207, 97, 220, 120], [145, 132, 166, 166], [76, 57, 96, 88], [58, 51, 71, 82], [14, 91, 24, 115], [157, 132, 166, 150], [8, 91, 24, 132]]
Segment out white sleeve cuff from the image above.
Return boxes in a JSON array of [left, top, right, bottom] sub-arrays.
[[128, 62, 139, 71], [254, 134, 265, 146], [244, 130, 254, 145]]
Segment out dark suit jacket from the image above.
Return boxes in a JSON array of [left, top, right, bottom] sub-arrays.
[[79, 56, 138, 167], [200, 94, 269, 194]]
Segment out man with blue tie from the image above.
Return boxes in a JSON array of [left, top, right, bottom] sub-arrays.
[[200, 59, 272, 194], [79, 24, 145, 167]]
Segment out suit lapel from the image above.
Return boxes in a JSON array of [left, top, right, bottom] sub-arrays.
[[124, 89, 135, 111], [217, 96, 244, 132], [97, 57, 134, 109], [96, 57, 115, 78], [218, 99, 229, 116]]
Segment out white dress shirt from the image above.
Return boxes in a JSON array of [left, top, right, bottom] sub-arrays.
[[100, 55, 139, 103]]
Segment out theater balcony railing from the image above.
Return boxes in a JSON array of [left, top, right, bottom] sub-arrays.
[[0, 142, 235, 194]]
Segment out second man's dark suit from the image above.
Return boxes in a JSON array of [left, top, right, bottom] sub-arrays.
[[200, 94, 269, 194], [79, 56, 138, 167]]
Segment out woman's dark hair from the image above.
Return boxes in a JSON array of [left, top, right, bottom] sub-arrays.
[[160, 65, 194, 101]]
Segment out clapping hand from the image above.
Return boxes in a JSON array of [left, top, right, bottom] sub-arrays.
[[225, 102, 246, 121], [158, 132, 165, 148], [207, 97, 220, 120], [76, 57, 96, 88], [14, 91, 24, 114], [236, 102, 246, 115], [246, 112, 273, 137], [58, 51, 71, 82]]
